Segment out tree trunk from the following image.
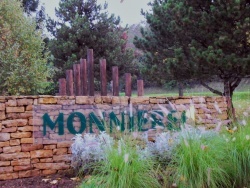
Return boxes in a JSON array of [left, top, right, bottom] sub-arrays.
[[223, 80, 232, 98], [223, 80, 235, 120], [201, 77, 242, 121], [178, 82, 184, 97]]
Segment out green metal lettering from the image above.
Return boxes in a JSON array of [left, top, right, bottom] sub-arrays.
[[43, 113, 64, 136], [150, 111, 164, 129], [181, 111, 187, 125], [137, 110, 148, 131], [109, 112, 121, 133], [89, 112, 105, 133], [129, 116, 134, 131], [167, 110, 185, 131], [121, 112, 125, 132], [67, 112, 86, 134]]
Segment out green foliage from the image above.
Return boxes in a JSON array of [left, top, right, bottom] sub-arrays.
[[223, 123, 250, 187], [80, 139, 161, 188], [0, 0, 52, 95], [171, 130, 231, 188], [22, 0, 39, 14], [134, 0, 191, 86], [21, 0, 46, 32], [170, 119, 250, 187], [47, 0, 136, 83], [73, 115, 250, 187], [135, 0, 250, 97]]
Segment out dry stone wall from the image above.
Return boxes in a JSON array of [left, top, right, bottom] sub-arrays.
[[0, 95, 229, 180]]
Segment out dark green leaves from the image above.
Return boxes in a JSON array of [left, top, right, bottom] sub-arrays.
[[135, 0, 250, 97], [47, 0, 135, 83]]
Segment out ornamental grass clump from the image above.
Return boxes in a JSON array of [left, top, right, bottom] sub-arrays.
[[80, 139, 161, 188], [171, 127, 231, 188], [223, 119, 250, 187]]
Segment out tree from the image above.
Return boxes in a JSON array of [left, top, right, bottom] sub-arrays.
[[22, 0, 39, 14], [135, 0, 250, 102], [134, 1, 192, 94], [20, 0, 46, 31], [47, 0, 136, 83], [0, 0, 52, 95]]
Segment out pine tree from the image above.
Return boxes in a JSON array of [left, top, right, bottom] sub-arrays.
[[135, 0, 250, 101], [47, 0, 135, 83], [22, 0, 39, 14]]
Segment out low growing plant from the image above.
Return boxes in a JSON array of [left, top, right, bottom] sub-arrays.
[[139, 131, 179, 168], [71, 101, 250, 187], [71, 132, 113, 173], [80, 138, 161, 188]]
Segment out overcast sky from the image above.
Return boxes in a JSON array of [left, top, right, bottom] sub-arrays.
[[39, 0, 151, 26]]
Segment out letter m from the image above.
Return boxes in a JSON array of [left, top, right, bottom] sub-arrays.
[[43, 113, 64, 136]]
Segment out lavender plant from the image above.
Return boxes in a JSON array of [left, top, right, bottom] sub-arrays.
[[138, 132, 179, 167], [71, 132, 114, 172]]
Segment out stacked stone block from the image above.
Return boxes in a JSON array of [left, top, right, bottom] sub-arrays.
[[0, 95, 229, 180]]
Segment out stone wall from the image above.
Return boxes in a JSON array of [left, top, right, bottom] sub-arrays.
[[0, 95, 229, 180]]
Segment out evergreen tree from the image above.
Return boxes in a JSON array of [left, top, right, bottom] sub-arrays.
[[20, 0, 46, 31], [47, 0, 135, 83], [135, 0, 250, 100], [22, 0, 39, 14]]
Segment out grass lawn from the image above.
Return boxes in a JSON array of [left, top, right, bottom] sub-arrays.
[[121, 88, 250, 117], [232, 91, 250, 116]]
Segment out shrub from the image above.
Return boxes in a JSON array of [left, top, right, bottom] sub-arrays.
[[72, 117, 250, 187], [138, 131, 178, 168], [0, 0, 52, 95], [71, 132, 113, 173]]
